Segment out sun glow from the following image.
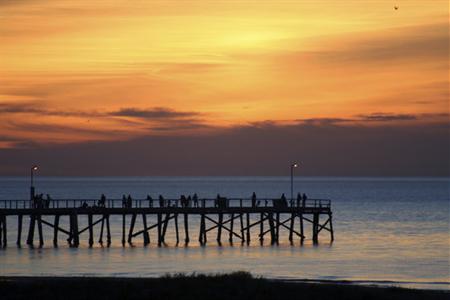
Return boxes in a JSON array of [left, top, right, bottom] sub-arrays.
[[0, 0, 448, 148]]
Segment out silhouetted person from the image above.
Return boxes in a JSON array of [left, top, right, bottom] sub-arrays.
[[146, 195, 153, 207], [122, 195, 127, 208], [216, 194, 227, 209], [264, 199, 268, 207], [302, 193, 307, 207], [35, 194, 41, 208], [257, 200, 261, 207], [82, 201, 88, 209], [180, 195, 187, 207], [280, 193, 287, 208], [193, 193, 198, 207], [159, 195, 165, 208], [251, 192, 256, 208], [98, 194, 106, 207], [45, 194, 51, 208], [38, 194, 44, 208], [33, 194, 43, 209], [187, 195, 192, 207], [215, 194, 221, 208], [127, 195, 132, 208]]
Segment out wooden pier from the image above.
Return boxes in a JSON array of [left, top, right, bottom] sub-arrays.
[[0, 198, 334, 248]]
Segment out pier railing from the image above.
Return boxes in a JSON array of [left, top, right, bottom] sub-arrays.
[[0, 198, 331, 210]]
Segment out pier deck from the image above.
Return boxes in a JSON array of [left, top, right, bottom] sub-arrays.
[[0, 198, 334, 248]]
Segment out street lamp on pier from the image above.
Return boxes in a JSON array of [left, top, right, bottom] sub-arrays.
[[30, 165, 38, 200], [290, 162, 299, 201]]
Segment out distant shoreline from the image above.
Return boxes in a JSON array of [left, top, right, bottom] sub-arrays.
[[1, 272, 448, 300]]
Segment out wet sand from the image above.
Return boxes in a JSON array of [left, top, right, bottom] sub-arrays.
[[0, 272, 448, 300]]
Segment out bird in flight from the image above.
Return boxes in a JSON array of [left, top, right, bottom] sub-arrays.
[[394, 6, 399, 10]]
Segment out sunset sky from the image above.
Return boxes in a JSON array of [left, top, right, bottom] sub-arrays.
[[0, 0, 448, 176]]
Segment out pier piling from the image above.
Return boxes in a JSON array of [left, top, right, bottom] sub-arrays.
[[246, 213, 250, 245], [53, 215, 59, 247], [88, 214, 94, 247], [217, 213, 223, 245], [259, 213, 264, 244], [99, 215, 105, 244], [17, 215, 23, 246], [26, 215, 35, 245], [1, 215, 6, 247], [121, 214, 126, 246], [128, 213, 136, 244], [229, 213, 234, 243], [142, 214, 150, 245], [37, 215, 44, 247], [106, 215, 111, 246], [157, 213, 162, 246], [183, 213, 189, 244], [312, 213, 319, 244]]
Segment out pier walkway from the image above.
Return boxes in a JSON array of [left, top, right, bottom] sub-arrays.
[[0, 198, 334, 248]]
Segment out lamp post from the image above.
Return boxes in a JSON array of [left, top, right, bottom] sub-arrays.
[[290, 162, 299, 202], [30, 165, 38, 201]]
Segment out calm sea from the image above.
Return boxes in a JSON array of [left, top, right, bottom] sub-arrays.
[[0, 177, 449, 290]]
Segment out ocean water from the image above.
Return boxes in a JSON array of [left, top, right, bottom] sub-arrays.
[[0, 176, 449, 290]]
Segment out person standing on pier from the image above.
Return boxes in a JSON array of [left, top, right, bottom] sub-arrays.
[[302, 193, 307, 207], [280, 193, 287, 207], [37, 194, 44, 208], [32, 194, 39, 208], [193, 193, 198, 207], [215, 194, 219, 207], [251, 192, 257, 208], [146, 195, 153, 207], [297, 193, 302, 208], [187, 195, 192, 207], [127, 195, 132, 208], [98, 194, 106, 207], [159, 195, 165, 207], [122, 195, 127, 208], [45, 194, 51, 208]]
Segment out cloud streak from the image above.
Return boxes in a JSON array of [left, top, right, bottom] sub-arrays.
[[0, 102, 201, 120], [356, 113, 417, 122], [109, 107, 200, 120]]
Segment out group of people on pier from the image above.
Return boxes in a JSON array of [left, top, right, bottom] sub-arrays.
[[179, 194, 199, 208], [29, 192, 309, 209], [122, 194, 133, 208], [31, 193, 52, 209]]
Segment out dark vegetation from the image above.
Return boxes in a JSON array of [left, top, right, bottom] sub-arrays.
[[0, 272, 447, 300]]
